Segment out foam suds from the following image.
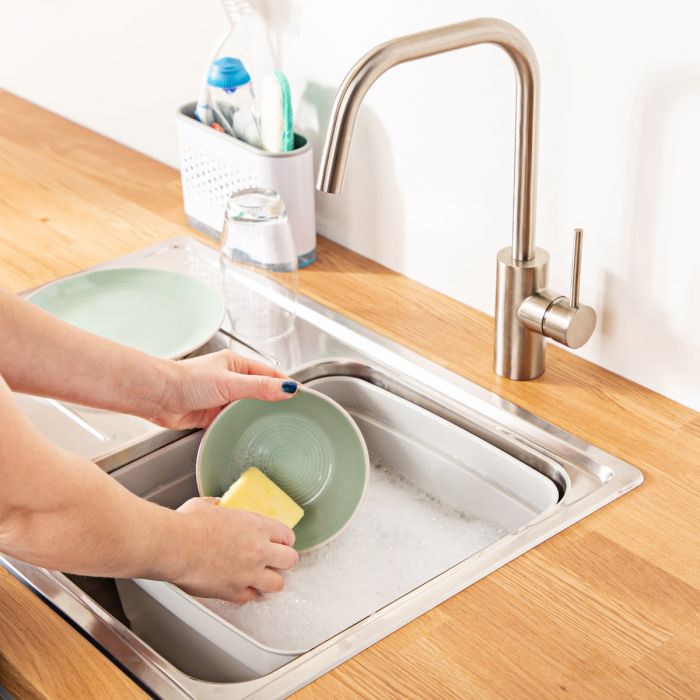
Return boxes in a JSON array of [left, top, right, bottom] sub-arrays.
[[198, 460, 505, 651]]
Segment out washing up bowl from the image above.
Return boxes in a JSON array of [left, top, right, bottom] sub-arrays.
[[114, 370, 559, 679], [2, 238, 643, 699]]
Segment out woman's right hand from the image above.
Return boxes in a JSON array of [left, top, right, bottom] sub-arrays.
[[173, 497, 299, 603]]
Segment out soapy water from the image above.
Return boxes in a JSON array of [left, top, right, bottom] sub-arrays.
[[198, 460, 505, 651]]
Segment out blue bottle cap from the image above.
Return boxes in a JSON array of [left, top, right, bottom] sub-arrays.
[[208, 57, 251, 90]]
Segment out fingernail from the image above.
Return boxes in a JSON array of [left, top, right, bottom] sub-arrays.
[[282, 380, 298, 394]]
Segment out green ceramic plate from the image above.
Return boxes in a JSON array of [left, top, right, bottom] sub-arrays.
[[196, 387, 370, 552], [28, 268, 225, 359]]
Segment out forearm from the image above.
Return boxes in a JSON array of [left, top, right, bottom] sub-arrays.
[[1, 456, 195, 579], [0, 376, 199, 579], [0, 288, 175, 419], [0, 374, 299, 602]]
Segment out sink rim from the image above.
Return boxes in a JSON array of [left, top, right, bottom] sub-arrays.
[[2, 237, 644, 699], [3, 356, 642, 699], [297, 359, 574, 503], [121, 366, 563, 677]]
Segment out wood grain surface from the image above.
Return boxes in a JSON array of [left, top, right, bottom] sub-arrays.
[[0, 91, 698, 699]]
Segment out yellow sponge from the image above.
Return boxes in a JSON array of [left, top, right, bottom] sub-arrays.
[[219, 467, 304, 529]]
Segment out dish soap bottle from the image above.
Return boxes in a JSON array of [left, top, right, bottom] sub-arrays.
[[220, 0, 275, 91], [196, 0, 275, 127], [208, 57, 262, 147]]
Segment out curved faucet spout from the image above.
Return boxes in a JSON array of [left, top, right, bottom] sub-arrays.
[[316, 18, 594, 381], [316, 18, 539, 262]]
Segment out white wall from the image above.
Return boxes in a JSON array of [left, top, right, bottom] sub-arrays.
[[2, 0, 699, 411]]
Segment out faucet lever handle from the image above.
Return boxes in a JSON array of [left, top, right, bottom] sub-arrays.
[[570, 228, 583, 308], [541, 226, 596, 348], [517, 226, 597, 349]]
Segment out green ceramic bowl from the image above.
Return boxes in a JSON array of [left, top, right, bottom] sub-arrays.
[[196, 387, 369, 551]]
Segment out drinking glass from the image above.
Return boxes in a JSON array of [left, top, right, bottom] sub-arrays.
[[220, 188, 298, 341]]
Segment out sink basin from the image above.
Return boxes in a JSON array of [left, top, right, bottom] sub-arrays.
[[2, 238, 643, 699], [115, 370, 559, 680]]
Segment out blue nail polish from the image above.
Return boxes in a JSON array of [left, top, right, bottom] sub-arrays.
[[282, 380, 298, 394]]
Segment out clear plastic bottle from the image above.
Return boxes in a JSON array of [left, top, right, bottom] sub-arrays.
[[219, 0, 275, 91], [195, 0, 275, 129], [208, 57, 262, 147]]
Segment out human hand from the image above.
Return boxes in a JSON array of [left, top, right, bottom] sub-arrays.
[[174, 497, 299, 603], [152, 350, 298, 429]]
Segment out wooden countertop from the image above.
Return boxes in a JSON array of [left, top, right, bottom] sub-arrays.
[[0, 91, 698, 699]]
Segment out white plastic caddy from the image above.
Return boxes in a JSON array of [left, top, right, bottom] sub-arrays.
[[176, 103, 317, 267]]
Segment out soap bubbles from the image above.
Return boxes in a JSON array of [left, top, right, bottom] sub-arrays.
[[198, 460, 504, 651]]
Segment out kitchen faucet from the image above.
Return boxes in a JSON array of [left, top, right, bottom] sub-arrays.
[[316, 18, 596, 380]]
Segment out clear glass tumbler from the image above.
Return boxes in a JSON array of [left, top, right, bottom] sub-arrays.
[[220, 188, 298, 341]]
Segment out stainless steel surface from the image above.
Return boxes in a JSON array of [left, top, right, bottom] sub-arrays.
[[542, 297, 597, 349], [16, 242, 215, 472], [516, 284, 562, 334], [44, 398, 112, 442], [217, 326, 282, 367], [16, 391, 187, 472], [541, 228, 597, 348], [495, 247, 549, 380], [117, 373, 559, 679], [570, 227, 583, 308], [517, 229, 597, 350], [316, 17, 598, 380], [3, 237, 642, 699], [316, 17, 538, 263]]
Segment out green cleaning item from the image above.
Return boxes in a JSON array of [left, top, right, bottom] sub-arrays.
[[260, 70, 294, 152]]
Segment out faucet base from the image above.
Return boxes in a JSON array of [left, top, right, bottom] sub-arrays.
[[494, 247, 549, 380]]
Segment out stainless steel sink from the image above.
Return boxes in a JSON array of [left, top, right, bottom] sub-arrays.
[[2, 238, 643, 699]]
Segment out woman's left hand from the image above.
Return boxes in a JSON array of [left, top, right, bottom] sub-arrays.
[[151, 350, 298, 429]]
